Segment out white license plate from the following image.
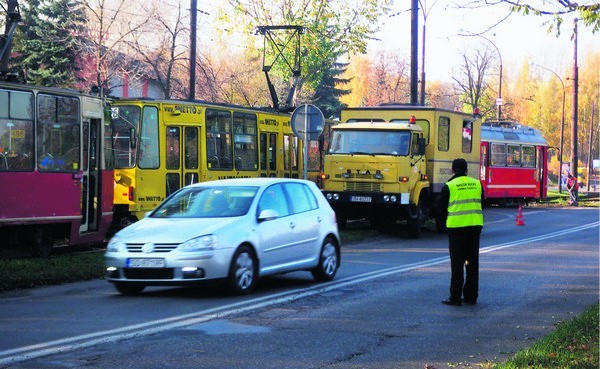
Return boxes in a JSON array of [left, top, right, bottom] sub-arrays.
[[127, 258, 165, 268], [350, 196, 372, 203]]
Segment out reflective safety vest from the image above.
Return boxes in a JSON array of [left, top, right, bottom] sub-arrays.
[[446, 175, 483, 228]]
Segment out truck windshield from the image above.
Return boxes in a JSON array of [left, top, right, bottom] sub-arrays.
[[329, 130, 411, 156], [110, 105, 140, 168]]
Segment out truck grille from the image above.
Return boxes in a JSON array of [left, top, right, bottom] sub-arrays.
[[335, 173, 377, 179], [345, 182, 382, 192]]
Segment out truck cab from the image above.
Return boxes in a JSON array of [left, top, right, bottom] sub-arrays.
[[321, 105, 481, 238]]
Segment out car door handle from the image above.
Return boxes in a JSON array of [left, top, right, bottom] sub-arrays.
[[289, 222, 296, 229], [317, 216, 322, 223]]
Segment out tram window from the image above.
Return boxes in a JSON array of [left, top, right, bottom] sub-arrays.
[[103, 112, 115, 170], [438, 116, 450, 152], [0, 89, 34, 171], [522, 145, 536, 168], [284, 134, 299, 171], [507, 144, 521, 167], [184, 127, 198, 170], [269, 133, 276, 171], [166, 173, 180, 197], [233, 113, 258, 171], [206, 109, 233, 170], [166, 127, 180, 170], [37, 94, 80, 172], [139, 106, 159, 169], [112, 105, 140, 169], [307, 140, 320, 171], [490, 143, 507, 166], [259, 133, 267, 170], [462, 120, 473, 153]]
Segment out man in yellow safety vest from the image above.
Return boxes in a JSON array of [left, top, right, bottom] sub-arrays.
[[439, 158, 484, 306]]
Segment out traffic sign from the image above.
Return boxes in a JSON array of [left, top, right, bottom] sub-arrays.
[[291, 104, 324, 141]]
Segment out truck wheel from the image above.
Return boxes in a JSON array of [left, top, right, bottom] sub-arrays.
[[406, 202, 422, 239]]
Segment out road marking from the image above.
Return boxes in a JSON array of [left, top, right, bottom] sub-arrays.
[[1, 221, 598, 365]]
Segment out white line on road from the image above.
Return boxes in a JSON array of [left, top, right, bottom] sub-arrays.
[[1, 221, 598, 365]]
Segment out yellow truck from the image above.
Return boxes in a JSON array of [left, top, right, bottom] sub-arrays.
[[320, 105, 482, 238]]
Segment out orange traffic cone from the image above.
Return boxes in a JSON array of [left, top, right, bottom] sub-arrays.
[[515, 205, 525, 226]]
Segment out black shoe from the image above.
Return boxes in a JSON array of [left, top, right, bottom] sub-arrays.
[[463, 299, 477, 305], [442, 299, 461, 306]]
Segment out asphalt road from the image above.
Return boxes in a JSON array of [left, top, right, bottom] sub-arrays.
[[0, 207, 598, 369]]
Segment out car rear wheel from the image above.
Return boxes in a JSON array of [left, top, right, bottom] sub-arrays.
[[311, 237, 339, 281], [114, 283, 145, 295], [228, 245, 257, 295]]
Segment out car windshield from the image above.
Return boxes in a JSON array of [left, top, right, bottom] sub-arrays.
[[329, 130, 411, 156], [151, 186, 258, 218]]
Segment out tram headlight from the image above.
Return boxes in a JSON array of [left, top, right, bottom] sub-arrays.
[[383, 195, 390, 202], [390, 195, 398, 202]]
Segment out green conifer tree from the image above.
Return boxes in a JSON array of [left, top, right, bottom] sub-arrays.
[[16, 0, 87, 88], [311, 53, 351, 120]]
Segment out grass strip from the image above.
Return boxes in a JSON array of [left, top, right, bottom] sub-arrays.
[[495, 303, 599, 369], [0, 252, 105, 291]]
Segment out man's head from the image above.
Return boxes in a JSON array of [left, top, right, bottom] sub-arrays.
[[452, 158, 468, 175]]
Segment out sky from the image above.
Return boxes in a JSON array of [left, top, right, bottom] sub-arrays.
[[190, 0, 598, 85], [368, 0, 599, 83]]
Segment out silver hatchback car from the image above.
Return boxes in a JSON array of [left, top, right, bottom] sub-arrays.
[[105, 178, 340, 295]]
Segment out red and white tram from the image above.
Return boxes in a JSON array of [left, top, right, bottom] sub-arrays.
[[0, 82, 114, 257], [479, 120, 549, 205]]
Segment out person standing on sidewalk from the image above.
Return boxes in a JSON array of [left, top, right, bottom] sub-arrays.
[[439, 158, 484, 306]]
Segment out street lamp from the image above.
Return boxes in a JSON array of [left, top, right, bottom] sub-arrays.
[[534, 63, 566, 193], [461, 33, 503, 120], [417, 0, 441, 106]]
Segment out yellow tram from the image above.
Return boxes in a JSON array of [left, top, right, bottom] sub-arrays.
[[110, 99, 305, 226]]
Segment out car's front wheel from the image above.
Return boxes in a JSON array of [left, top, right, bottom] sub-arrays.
[[311, 237, 339, 281], [228, 245, 257, 295]]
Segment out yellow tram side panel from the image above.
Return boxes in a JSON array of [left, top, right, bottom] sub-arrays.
[[113, 100, 305, 221], [340, 107, 481, 192]]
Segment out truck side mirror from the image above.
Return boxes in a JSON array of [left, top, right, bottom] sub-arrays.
[[417, 137, 426, 155]]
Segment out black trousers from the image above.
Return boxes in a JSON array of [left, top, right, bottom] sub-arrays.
[[447, 226, 482, 302]]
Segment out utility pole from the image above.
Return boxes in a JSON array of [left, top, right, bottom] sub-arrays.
[[410, 0, 418, 105], [0, 0, 20, 80], [570, 18, 579, 204], [586, 102, 595, 192], [189, 0, 197, 100]]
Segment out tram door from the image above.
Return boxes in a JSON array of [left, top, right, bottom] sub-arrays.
[[537, 146, 548, 199], [283, 134, 301, 178], [165, 126, 200, 197], [80, 119, 101, 232], [260, 132, 278, 177]]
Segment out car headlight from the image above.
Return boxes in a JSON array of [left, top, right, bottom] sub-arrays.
[[179, 235, 218, 252], [106, 237, 126, 253]]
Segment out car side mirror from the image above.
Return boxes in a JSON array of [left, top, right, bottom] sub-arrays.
[[258, 209, 279, 221]]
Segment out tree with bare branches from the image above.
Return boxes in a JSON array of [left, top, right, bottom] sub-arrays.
[[125, 1, 188, 99], [80, 0, 154, 96], [463, 0, 599, 35], [453, 47, 496, 116]]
